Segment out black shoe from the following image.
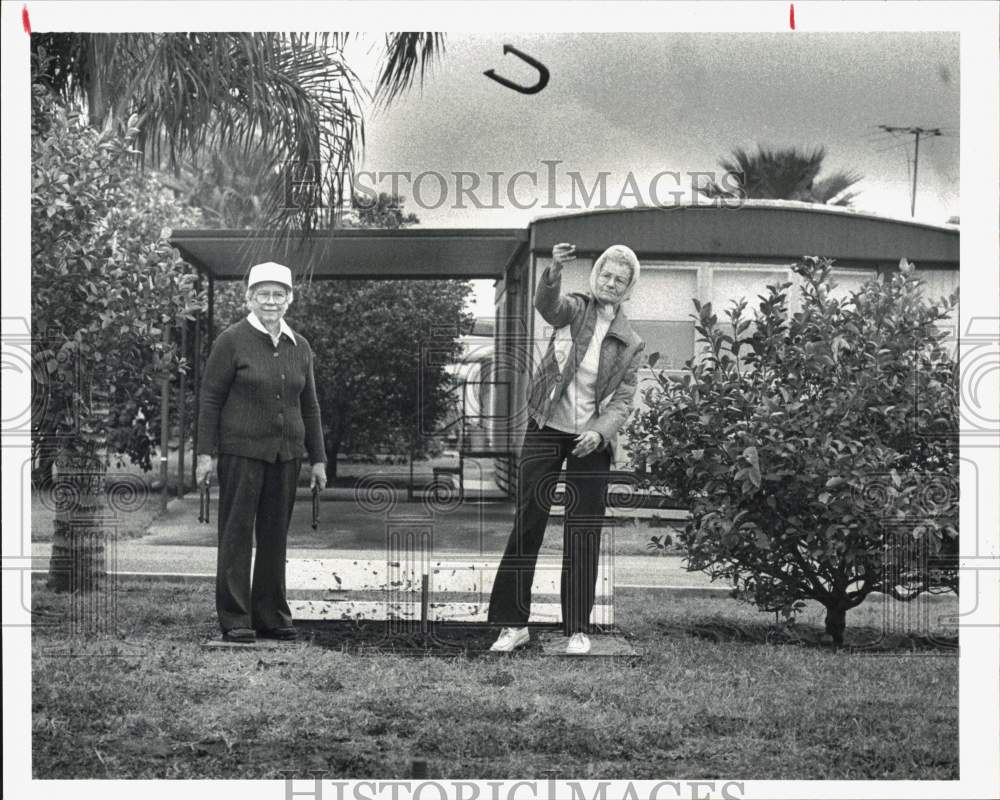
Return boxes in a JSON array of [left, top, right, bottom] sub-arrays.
[[256, 626, 298, 641], [222, 627, 256, 644]]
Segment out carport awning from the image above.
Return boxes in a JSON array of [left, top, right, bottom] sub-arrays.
[[168, 228, 528, 281]]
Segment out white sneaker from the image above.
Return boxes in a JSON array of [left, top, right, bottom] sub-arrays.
[[565, 632, 592, 655], [490, 626, 530, 652]]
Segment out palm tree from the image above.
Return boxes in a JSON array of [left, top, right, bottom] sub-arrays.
[[699, 145, 863, 206], [30, 33, 444, 598], [31, 32, 445, 232]]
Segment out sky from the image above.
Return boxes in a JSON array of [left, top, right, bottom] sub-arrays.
[[341, 32, 960, 318]]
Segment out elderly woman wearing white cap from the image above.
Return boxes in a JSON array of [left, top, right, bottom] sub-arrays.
[[195, 262, 326, 643], [488, 242, 645, 655]]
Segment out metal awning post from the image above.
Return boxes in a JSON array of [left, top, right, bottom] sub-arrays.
[[177, 318, 187, 499], [207, 275, 215, 345], [159, 324, 171, 512], [191, 276, 202, 487]]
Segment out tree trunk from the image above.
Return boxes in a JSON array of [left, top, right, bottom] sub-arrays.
[[47, 445, 114, 633], [32, 441, 58, 489], [85, 35, 111, 129], [325, 438, 339, 481], [823, 602, 848, 646], [324, 409, 346, 482]]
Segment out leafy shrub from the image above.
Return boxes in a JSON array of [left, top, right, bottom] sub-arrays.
[[626, 256, 958, 643], [31, 76, 203, 473]]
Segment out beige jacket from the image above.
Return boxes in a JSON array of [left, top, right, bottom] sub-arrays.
[[527, 267, 645, 459]]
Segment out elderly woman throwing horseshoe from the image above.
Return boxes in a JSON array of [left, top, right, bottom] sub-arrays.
[[488, 242, 644, 654]]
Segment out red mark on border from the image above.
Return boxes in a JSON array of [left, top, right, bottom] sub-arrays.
[[22, 5, 31, 34], [789, 3, 796, 30]]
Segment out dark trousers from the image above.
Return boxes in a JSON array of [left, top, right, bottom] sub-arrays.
[[215, 453, 301, 633], [487, 419, 611, 634]]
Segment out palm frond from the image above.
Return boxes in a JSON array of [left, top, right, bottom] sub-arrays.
[[707, 144, 861, 206], [374, 32, 445, 106], [811, 170, 864, 205], [32, 31, 445, 249], [150, 34, 367, 235]]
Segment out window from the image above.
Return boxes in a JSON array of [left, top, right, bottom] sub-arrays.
[[630, 320, 696, 370], [625, 265, 699, 370]]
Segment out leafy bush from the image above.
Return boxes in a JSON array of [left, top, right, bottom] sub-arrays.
[[294, 279, 472, 475], [626, 256, 958, 643], [32, 78, 203, 474]]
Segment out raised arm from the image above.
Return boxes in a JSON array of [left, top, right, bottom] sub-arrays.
[[535, 242, 583, 328]]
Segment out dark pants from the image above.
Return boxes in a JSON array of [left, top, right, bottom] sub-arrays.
[[487, 419, 611, 634], [215, 453, 301, 633]]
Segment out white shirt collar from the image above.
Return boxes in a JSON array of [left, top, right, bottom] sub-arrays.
[[246, 312, 297, 345], [597, 302, 617, 321]]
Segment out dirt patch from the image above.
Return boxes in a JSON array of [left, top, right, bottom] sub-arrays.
[[295, 620, 605, 657]]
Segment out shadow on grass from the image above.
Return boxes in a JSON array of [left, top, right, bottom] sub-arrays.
[[279, 620, 639, 660], [296, 620, 534, 658], [654, 617, 958, 654], [294, 615, 957, 657], [32, 579, 958, 656]]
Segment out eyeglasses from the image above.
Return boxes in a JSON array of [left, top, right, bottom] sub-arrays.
[[598, 272, 630, 290], [252, 290, 289, 303]]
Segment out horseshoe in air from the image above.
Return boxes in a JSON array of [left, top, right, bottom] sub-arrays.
[[484, 44, 550, 95]]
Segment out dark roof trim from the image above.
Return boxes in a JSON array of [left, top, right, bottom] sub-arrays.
[[528, 201, 960, 235], [528, 205, 959, 268], [168, 228, 528, 281]]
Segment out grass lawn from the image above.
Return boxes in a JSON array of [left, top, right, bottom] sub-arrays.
[[31, 578, 958, 780], [31, 475, 165, 544], [141, 503, 684, 558], [35, 482, 685, 560], [33, 493, 682, 561], [30, 453, 499, 543], [31, 447, 685, 559]]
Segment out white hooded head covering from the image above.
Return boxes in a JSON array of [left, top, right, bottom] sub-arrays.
[[589, 244, 641, 305]]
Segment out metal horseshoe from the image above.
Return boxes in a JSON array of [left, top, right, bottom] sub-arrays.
[[484, 44, 550, 95], [199, 475, 211, 524]]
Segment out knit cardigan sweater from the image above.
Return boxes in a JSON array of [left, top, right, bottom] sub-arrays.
[[196, 319, 326, 464]]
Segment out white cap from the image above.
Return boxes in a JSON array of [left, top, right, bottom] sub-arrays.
[[247, 262, 293, 290]]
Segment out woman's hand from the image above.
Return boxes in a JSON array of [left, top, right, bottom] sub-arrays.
[[550, 242, 577, 278], [571, 430, 603, 458], [310, 462, 327, 491], [195, 454, 215, 485]]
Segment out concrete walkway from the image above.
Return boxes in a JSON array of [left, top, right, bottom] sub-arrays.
[[30, 492, 724, 593], [30, 542, 723, 591]]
